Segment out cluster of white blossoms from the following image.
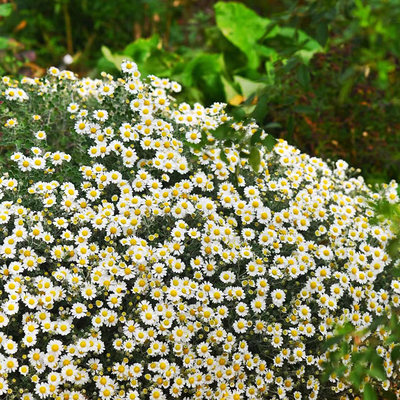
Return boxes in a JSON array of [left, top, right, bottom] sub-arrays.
[[0, 61, 399, 400]]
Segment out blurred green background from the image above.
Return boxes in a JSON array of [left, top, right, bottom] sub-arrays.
[[1, 0, 400, 184]]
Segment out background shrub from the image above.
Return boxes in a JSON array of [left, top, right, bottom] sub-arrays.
[[1, 0, 400, 183]]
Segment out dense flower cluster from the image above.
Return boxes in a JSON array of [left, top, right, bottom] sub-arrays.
[[0, 61, 399, 400]]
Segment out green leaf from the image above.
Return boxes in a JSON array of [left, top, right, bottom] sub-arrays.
[[219, 148, 229, 164], [123, 35, 160, 64], [363, 383, 378, 400], [385, 334, 398, 344], [234, 75, 267, 99], [214, 2, 270, 69], [261, 134, 276, 152], [180, 53, 225, 103], [255, 44, 279, 59], [368, 351, 387, 382], [389, 313, 398, 331], [367, 315, 386, 332], [273, 27, 323, 64], [349, 366, 364, 388], [339, 76, 356, 104], [221, 75, 240, 103], [210, 124, 231, 140], [0, 36, 9, 49], [101, 46, 132, 70], [296, 30, 323, 53], [324, 335, 345, 350], [297, 64, 310, 89], [341, 340, 349, 355], [264, 60, 276, 85], [264, 122, 281, 129], [337, 322, 355, 336], [230, 107, 247, 122], [367, 367, 386, 381], [0, 3, 12, 17], [335, 364, 347, 378], [391, 345, 400, 362], [376, 60, 396, 82], [250, 129, 262, 146], [251, 93, 269, 123], [316, 23, 329, 47], [248, 146, 261, 172]]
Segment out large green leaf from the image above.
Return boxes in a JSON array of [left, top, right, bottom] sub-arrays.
[[101, 46, 132, 70], [214, 2, 270, 69], [123, 35, 160, 64], [0, 3, 12, 17], [234, 75, 266, 99], [265, 26, 323, 64], [102, 35, 180, 78], [179, 53, 225, 103]]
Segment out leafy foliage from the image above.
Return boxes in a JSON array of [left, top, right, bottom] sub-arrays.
[[1, 0, 400, 180]]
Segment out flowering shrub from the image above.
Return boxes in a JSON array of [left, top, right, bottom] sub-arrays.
[[0, 61, 399, 400]]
